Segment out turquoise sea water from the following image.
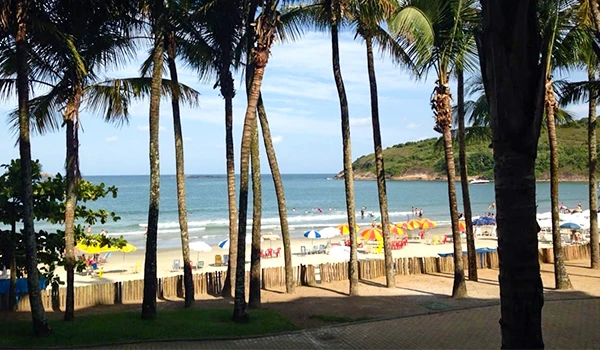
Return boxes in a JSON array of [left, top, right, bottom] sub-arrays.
[[32, 174, 593, 249]]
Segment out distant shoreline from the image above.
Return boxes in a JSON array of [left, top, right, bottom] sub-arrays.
[[334, 171, 592, 183]]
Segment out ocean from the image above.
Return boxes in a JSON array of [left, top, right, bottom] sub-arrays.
[[31, 174, 593, 249]]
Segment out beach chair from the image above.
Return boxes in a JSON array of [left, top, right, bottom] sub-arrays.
[[274, 247, 281, 258], [318, 245, 326, 254], [223, 254, 229, 266], [215, 255, 223, 267], [99, 252, 111, 264], [132, 260, 141, 274], [172, 259, 181, 271], [197, 261, 204, 269], [300, 246, 307, 256], [265, 248, 273, 258], [432, 236, 440, 245], [312, 245, 319, 254]]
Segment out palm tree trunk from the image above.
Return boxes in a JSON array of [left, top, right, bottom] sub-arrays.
[[15, 0, 51, 335], [331, 8, 359, 296], [478, 2, 545, 346], [457, 69, 477, 281], [64, 91, 82, 321], [249, 117, 262, 309], [545, 79, 572, 289], [141, 22, 165, 321], [588, 65, 600, 269], [433, 79, 467, 298], [365, 36, 393, 288], [233, 64, 266, 322], [589, 0, 600, 33], [221, 69, 238, 299], [166, 32, 194, 306], [8, 222, 17, 312], [256, 94, 294, 293]]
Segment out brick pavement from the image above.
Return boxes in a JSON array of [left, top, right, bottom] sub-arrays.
[[112, 298, 600, 349]]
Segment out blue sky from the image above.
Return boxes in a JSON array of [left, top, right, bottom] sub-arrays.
[[0, 31, 590, 176]]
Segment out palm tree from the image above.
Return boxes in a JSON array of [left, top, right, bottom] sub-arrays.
[[391, 0, 478, 298], [477, 0, 547, 347], [0, 0, 52, 335], [249, 117, 262, 308], [350, 0, 405, 288], [233, 0, 280, 322]]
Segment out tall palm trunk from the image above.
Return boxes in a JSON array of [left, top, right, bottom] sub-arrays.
[[545, 79, 572, 289], [8, 222, 17, 311], [141, 17, 165, 320], [589, 65, 600, 269], [64, 89, 82, 321], [331, 6, 359, 296], [433, 78, 467, 298], [457, 69, 477, 281], [249, 117, 262, 308], [257, 94, 294, 293], [589, 0, 600, 34], [166, 32, 194, 306], [221, 68, 238, 298], [15, 0, 51, 335], [365, 36, 393, 288], [479, 1, 545, 347]]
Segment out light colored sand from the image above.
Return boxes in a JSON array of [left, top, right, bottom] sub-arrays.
[[60, 225, 524, 287]]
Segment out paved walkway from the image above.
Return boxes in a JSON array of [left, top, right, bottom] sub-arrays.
[[113, 298, 599, 349]]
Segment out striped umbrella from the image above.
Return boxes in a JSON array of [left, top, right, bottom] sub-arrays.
[[336, 224, 360, 235], [396, 221, 415, 230], [218, 235, 258, 249], [419, 218, 437, 230], [387, 225, 404, 236], [304, 230, 322, 246], [458, 221, 466, 232], [360, 228, 383, 241]]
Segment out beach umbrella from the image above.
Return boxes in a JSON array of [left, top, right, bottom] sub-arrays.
[[218, 235, 258, 249], [396, 221, 416, 230], [76, 242, 121, 254], [304, 230, 322, 246], [458, 221, 466, 232], [360, 227, 383, 241], [319, 227, 341, 238], [387, 225, 404, 236], [560, 222, 581, 230], [336, 224, 360, 235], [261, 233, 280, 248], [189, 240, 212, 261], [406, 219, 421, 229], [418, 219, 437, 230]]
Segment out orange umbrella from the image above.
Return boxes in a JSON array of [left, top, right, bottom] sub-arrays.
[[360, 228, 383, 241], [407, 219, 421, 229], [386, 224, 404, 236], [458, 221, 466, 232], [337, 224, 360, 235], [419, 218, 437, 230]]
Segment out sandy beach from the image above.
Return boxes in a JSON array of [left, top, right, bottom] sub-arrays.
[[63, 225, 527, 287]]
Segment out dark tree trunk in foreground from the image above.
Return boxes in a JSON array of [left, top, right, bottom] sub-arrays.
[[15, 0, 52, 335], [479, 1, 545, 347], [433, 77, 467, 298], [457, 69, 477, 281], [257, 95, 294, 293], [142, 6, 165, 320], [221, 67, 238, 299], [249, 117, 262, 308], [589, 65, 600, 269], [331, 3, 359, 296], [545, 79, 572, 290], [365, 36, 393, 288], [64, 90, 82, 321], [8, 222, 17, 311], [167, 32, 194, 306]]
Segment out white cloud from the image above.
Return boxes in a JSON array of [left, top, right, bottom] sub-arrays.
[[350, 118, 371, 127], [271, 135, 283, 144], [105, 136, 118, 142], [137, 125, 167, 132], [184, 137, 193, 142]]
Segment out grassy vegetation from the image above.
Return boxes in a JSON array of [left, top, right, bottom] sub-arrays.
[[0, 308, 296, 348], [352, 119, 598, 179], [309, 314, 373, 323]]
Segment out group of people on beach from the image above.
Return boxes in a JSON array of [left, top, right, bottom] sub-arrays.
[[559, 201, 583, 214], [291, 207, 334, 214], [411, 207, 424, 218]]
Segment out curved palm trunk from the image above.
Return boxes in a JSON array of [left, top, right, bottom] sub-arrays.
[[589, 65, 600, 269], [141, 24, 165, 321], [457, 69, 477, 281], [365, 36, 393, 288], [64, 90, 82, 321], [479, 2, 545, 347], [433, 79, 467, 298], [589, 0, 600, 34], [15, 0, 51, 334], [8, 222, 17, 311], [249, 118, 262, 308], [257, 95, 294, 293], [331, 11, 359, 297], [166, 33, 194, 306], [545, 79, 572, 289], [221, 70, 238, 298]]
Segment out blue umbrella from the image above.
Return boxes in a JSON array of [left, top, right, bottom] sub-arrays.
[[560, 222, 581, 230], [304, 230, 321, 247], [473, 216, 496, 226]]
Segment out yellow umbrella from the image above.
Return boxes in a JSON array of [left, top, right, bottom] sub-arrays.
[[419, 218, 437, 230], [336, 224, 360, 235], [75, 242, 120, 254], [360, 228, 384, 241], [119, 243, 137, 253]]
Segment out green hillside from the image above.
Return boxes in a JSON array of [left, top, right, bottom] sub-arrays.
[[349, 119, 597, 181]]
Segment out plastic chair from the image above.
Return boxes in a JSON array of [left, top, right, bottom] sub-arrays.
[[312, 245, 319, 254], [99, 252, 111, 264], [223, 254, 229, 266], [133, 260, 141, 274], [300, 246, 307, 256], [265, 248, 273, 258], [197, 261, 204, 269], [318, 245, 326, 254], [172, 259, 181, 271], [274, 247, 281, 258], [215, 255, 223, 266]]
